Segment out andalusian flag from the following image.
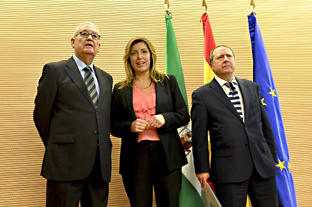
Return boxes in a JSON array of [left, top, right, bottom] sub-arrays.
[[165, 13, 188, 108], [248, 12, 297, 207], [201, 13, 216, 84], [165, 12, 204, 207]]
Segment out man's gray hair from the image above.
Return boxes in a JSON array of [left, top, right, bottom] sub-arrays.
[[73, 22, 100, 38]]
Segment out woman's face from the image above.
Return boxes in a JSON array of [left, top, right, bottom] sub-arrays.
[[129, 42, 151, 75]]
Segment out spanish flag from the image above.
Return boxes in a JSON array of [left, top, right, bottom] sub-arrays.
[[201, 13, 216, 84]]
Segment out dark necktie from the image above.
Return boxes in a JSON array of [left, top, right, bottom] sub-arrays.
[[225, 82, 243, 120], [84, 66, 98, 108]]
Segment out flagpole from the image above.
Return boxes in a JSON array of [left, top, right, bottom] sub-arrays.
[[164, 0, 169, 13], [250, 0, 255, 13], [202, 0, 207, 14]]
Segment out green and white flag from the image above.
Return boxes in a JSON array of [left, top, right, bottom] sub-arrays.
[[165, 12, 204, 207]]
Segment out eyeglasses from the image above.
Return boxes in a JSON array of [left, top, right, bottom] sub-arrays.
[[76, 31, 101, 40]]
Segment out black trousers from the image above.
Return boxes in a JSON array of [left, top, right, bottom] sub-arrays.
[[214, 167, 278, 207], [46, 149, 109, 207], [122, 140, 182, 207]]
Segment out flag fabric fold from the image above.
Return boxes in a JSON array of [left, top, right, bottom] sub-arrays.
[[201, 13, 216, 84], [165, 12, 204, 207], [165, 13, 188, 109], [248, 13, 297, 207]]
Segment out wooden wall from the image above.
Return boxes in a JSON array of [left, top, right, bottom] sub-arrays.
[[0, 0, 311, 206]]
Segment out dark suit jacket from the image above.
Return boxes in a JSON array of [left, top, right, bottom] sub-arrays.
[[34, 57, 113, 183], [111, 75, 189, 175], [191, 77, 277, 183]]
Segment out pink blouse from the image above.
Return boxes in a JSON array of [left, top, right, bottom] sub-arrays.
[[133, 81, 160, 142]]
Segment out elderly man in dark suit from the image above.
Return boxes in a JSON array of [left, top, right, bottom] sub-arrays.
[[34, 22, 113, 207], [191, 45, 278, 207]]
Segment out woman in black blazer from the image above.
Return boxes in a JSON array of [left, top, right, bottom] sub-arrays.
[[111, 37, 189, 207]]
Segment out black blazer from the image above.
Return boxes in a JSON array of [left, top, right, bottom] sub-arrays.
[[34, 57, 113, 183], [191, 77, 277, 183], [111, 75, 189, 175]]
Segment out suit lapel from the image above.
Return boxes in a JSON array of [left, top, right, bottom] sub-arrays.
[[237, 78, 250, 121], [210, 78, 243, 122], [124, 86, 136, 119], [94, 66, 109, 109], [65, 57, 95, 108], [155, 81, 164, 113]]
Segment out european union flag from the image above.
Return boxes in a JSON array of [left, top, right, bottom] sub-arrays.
[[248, 13, 297, 207]]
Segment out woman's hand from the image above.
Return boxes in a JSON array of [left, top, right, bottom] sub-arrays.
[[147, 115, 165, 128], [131, 119, 149, 132]]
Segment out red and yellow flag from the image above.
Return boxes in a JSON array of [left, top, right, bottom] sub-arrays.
[[201, 11, 216, 195], [201, 13, 216, 84]]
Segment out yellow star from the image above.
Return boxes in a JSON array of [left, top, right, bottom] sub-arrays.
[[261, 98, 267, 106], [288, 162, 291, 172], [276, 159, 286, 172], [269, 88, 277, 97]]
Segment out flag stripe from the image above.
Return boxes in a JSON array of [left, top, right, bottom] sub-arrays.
[[165, 13, 188, 110], [202, 13, 216, 84], [179, 174, 204, 207]]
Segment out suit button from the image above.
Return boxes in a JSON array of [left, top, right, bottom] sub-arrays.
[[94, 131, 98, 134], [245, 144, 249, 147]]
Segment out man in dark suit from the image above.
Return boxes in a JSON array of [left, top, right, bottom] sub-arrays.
[[191, 45, 278, 207], [34, 22, 113, 207]]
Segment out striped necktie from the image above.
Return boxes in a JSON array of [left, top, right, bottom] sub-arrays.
[[225, 82, 243, 120], [84, 66, 98, 108]]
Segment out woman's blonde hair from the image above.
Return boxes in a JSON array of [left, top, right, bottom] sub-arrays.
[[118, 37, 168, 89]]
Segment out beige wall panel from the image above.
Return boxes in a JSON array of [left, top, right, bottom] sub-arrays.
[[0, 0, 311, 206]]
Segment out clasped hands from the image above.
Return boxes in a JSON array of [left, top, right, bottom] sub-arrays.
[[131, 115, 165, 132]]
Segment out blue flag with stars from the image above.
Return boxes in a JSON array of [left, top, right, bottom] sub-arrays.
[[248, 13, 297, 207]]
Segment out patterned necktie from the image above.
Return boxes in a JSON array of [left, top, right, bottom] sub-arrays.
[[84, 66, 98, 108], [225, 82, 243, 120]]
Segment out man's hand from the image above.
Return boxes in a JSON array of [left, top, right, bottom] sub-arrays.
[[196, 172, 210, 190]]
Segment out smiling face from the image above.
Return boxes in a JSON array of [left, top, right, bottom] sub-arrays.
[[71, 24, 100, 64], [129, 42, 151, 75]]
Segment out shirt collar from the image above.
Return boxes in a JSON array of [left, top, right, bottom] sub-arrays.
[[215, 75, 238, 86], [73, 54, 94, 72]]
